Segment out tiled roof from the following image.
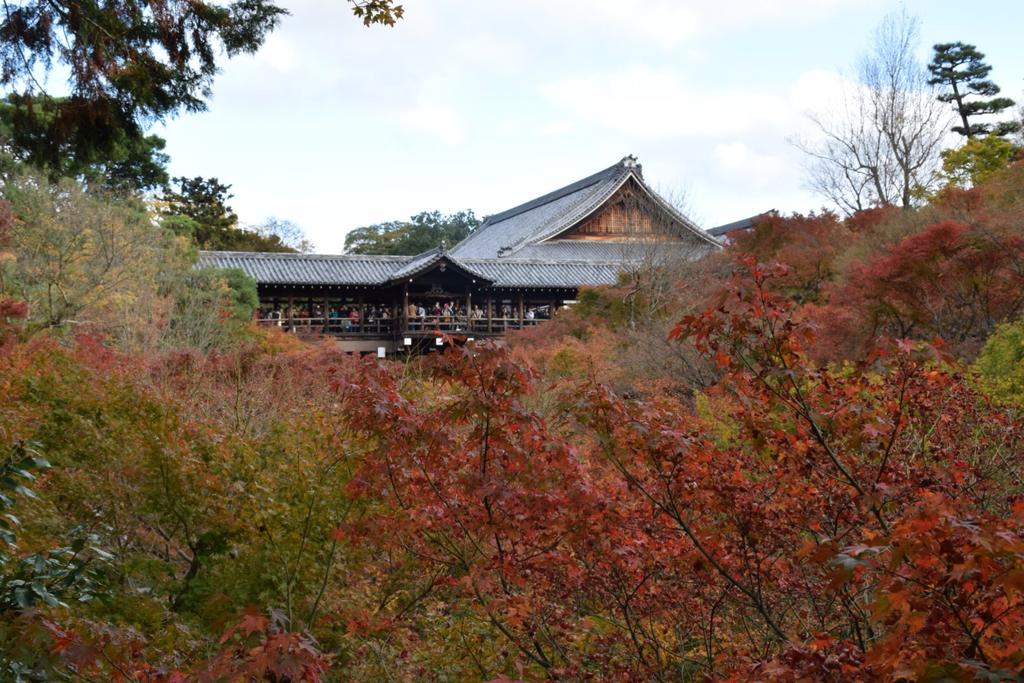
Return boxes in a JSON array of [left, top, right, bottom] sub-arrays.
[[451, 163, 626, 259], [707, 211, 774, 238], [387, 247, 442, 280], [199, 251, 624, 289], [484, 162, 625, 226], [509, 240, 714, 263], [451, 155, 717, 260], [196, 251, 408, 285], [387, 248, 492, 283], [199, 157, 731, 291], [461, 259, 622, 288]]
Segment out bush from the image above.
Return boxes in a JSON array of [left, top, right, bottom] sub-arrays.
[[974, 319, 1024, 406]]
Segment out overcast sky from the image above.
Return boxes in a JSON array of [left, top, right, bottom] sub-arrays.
[[154, 0, 1024, 253]]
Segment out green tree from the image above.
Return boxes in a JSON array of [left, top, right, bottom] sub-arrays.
[[942, 134, 1020, 187], [344, 209, 478, 255], [0, 96, 169, 191], [927, 42, 1021, 138], [162, 267, 258, 350], [161, 177, 294, 252], [162, 177, 238, 238], [973, 320, 1024, 407], [2, 172, 180, 331], [0, 1, 404, 194], [0, 0, 286, 191]]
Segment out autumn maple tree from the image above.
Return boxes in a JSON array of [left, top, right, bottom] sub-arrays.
[[295, 256, 1020, 680]]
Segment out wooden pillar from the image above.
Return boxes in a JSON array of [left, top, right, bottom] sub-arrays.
[[402, 283, 409, 335], [357, 292, 364, 335]]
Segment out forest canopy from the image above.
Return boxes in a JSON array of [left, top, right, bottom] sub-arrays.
[[344, 210, 479, 255]]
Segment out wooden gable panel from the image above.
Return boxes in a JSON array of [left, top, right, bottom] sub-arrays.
[[557, 179, 687, 242]]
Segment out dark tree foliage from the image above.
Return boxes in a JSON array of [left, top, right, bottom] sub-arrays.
[[927, 42, 1021, 138], [0, 1, 404, 192], [0, 0, 288, 117], [0, 96, 169, 191], [0, 0, 288, 187], [344, 209, 478, 255], [162, 176, 294, 252], [163, 177, 238, 235]]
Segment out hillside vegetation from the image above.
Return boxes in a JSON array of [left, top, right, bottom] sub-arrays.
[[2, 153, 1024, 680]]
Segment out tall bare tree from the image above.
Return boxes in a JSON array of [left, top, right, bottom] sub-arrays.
[[796, 11, 949, 214]]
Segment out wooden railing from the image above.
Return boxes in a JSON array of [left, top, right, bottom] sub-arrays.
[[404, 315, 544, 334], [470, 317, 545, 334], [257, 317, 395, 336]]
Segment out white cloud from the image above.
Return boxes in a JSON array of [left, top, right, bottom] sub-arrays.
[[508, 0, 879, 49], [790, 69, 850, 112], [395, 78, 468, 146], [713, 141, 788, 189], [539, 66, 842, 142], [250, 32, 299, 74], [541, 120, 575, 136]]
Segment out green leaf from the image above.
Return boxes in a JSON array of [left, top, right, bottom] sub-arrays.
[[13, 587, 30, 608]]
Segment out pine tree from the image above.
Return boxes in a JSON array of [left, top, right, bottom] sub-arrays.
[[162, 177, 240, 247], [927, 42, 1021, 138], [161, 177, 297, 252]]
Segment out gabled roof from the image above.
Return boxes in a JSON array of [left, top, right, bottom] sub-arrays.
[[450, 161, 625, 259], [451, 155, 718, 260], [198, 156, 732, 292], [385, 247, 493, 285]]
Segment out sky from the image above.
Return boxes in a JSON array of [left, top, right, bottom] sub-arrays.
[[153, 0, 1024, 254]]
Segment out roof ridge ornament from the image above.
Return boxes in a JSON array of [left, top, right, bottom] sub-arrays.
[[620, 154, 642, 178]]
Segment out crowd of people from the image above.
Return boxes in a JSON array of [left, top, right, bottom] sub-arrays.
[[257, 300, 551, 333], [402, 301, 549, 329], [258, 304, 391, 331]]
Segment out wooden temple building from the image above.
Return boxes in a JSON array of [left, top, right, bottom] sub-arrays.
[[199, 156, 723, 352]]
